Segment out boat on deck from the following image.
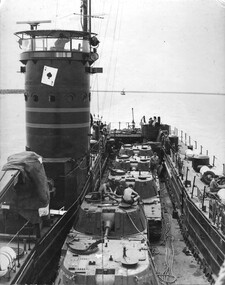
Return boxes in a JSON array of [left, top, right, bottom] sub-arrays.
[[108, 143, 162, 240], [97, 120, 225, 284], [54, 191, 159, 285]]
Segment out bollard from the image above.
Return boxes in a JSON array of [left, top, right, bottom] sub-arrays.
[[185, 168, 191, 187]]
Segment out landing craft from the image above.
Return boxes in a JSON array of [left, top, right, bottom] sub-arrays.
[[54, 191, 160, 285]]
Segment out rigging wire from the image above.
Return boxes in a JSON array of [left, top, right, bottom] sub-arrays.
[[90, 0, 111, 116], [54, 0, 59, 29], [216, 0, 225, 8], [7, 221, 29, 246], [90, 0, 122, 120], [108, 0, 124, 120], [56, 13, 75, 19], [107, 0, 120, 120], [101, 0, 120, 116], [91, 90, 225, 96]]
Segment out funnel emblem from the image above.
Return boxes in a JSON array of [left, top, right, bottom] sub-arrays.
[[41, 65, 58, 86]]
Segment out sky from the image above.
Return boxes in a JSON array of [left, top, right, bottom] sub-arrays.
[[0, 0, 225, 93], [0, 0, 225, 169]]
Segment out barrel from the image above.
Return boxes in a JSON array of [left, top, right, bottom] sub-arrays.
[[200, 166, 210, 175], [192, 155, 210, 172]]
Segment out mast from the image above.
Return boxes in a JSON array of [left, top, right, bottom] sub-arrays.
[[89, 0, 91, 35], [132, 108, 135, 130], [82, 0, 88, 32], [82, 0, 91, 34]]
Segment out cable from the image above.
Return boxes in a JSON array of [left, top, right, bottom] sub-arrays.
[[108, 0, 124, 121], [91, 90, 225, 96], [7, 220, 30, 246], [55, 0, 59, 29], [216, 0, 225, 8]]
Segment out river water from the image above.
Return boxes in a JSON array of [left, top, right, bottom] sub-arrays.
[[1, 92, 225, 174]]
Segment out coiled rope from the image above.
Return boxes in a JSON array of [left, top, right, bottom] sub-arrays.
[[157, 212, 177, 285]]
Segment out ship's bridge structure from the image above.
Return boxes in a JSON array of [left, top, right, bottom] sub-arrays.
[[14, 21, 102, 208], [15, 24, 100, 159]]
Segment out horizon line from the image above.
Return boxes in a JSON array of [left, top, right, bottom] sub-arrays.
[[1, 89, 225, 96]]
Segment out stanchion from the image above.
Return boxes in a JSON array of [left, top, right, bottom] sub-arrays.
[[202, 186, 206, 212], [191, 176, 196, 198], [17, 231, 20, 268]]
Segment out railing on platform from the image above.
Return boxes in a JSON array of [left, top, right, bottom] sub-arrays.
[[109, 121, 139, 130], [170, 126, 225, 176]]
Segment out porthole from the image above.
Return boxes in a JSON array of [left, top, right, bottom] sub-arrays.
[[82, 92, 88, 102], [33, 95, 39, 102], [49, 95, 56, 102], [67, 94, 74, 102]]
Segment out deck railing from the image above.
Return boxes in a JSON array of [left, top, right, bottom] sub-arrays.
[[170, 126, 225, 176]]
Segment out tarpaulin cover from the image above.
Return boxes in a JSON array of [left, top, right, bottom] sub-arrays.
[[2, 151, 50, 223]]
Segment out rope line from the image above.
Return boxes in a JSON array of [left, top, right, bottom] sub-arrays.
[[91, 90, 225, 96]]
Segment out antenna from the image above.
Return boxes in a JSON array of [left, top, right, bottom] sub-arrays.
[[16, 20, 51, 30], [73, 13, 104, 19], [132, 108, 135, 130]]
